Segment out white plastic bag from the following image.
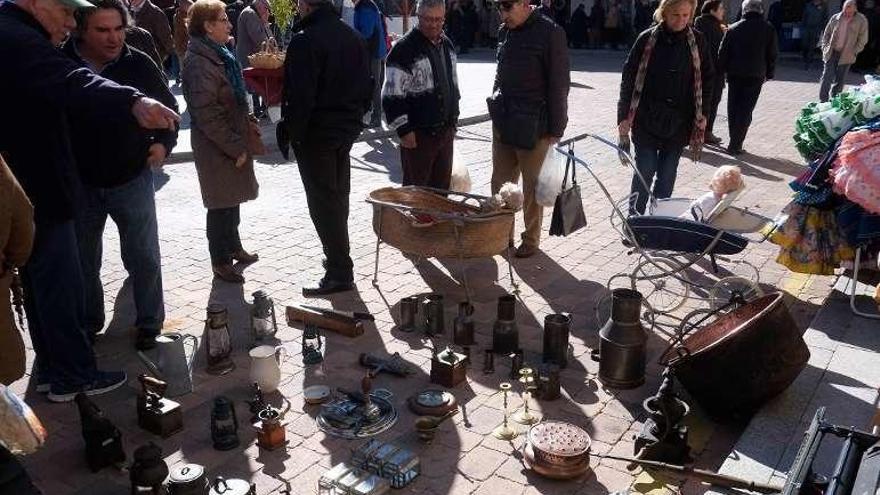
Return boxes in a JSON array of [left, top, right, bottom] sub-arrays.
[[450, 149, 472, 193], [536, 147, 566, 207], [0, 385, 46, 455]]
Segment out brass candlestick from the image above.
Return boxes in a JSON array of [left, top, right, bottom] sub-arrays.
[[513, 367, 540, 426], [492, 382, 518, 440]]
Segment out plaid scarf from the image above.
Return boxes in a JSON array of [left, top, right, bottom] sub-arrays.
[[626, 25, 704, 161]]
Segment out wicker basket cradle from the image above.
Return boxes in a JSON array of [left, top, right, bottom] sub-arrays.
[[367, 187, 515, 259]]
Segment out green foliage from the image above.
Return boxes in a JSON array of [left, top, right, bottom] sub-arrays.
[[270, 0, 296, 33]]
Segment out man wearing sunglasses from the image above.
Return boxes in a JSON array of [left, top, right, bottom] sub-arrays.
[[488, 0, 569, 258]]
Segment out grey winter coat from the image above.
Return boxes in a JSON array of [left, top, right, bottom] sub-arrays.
[[181, 38, 259, 209]]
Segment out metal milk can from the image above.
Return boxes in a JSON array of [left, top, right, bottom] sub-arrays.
[[596, 289, 647, 389]]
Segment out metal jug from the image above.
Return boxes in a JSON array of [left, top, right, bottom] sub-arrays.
[[492, 295, 519, 354], [137, 333, 198, 397], [422, 293, 445, 336], [542, 313, 571, 368], [452, 301, 475, 346], [168, 463, 208, 495], [596, 289, 647, 389]]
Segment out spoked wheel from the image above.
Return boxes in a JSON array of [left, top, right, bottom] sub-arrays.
[[709, 276, 763, 311], [631, 256, 690, 315]]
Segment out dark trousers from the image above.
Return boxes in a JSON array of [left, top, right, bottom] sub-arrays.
[[727, 75, 764, 151], [369, 58, 385, 126], [629, 143, 684, 215], [206, 206, 242, 265], [819, 50, 850, 102], [295, 141, 354, 282], [21, 219, 98, 389], [705, 75, 725, 137], [400, 127, 455, 189], [76, 169, 164, 336]]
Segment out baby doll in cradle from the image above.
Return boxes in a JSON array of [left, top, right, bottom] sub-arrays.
[[685, 165, 745, 223]]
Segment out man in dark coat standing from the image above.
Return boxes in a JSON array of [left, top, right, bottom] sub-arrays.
[[694, 0, 726, 144], [63, 0, 178, 351], [0, 0, 178, 402], [718, 0, 777, 155], [281, 0, 373, 296]]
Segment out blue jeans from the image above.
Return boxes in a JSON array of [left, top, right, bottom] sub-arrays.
[[629, 143, 684, 215], [21, 219, 98, 389], [75, 169, 164, 335]]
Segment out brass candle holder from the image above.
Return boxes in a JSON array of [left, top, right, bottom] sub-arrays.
[[491, 382, 518, 440], [512, 367, 540, 426]]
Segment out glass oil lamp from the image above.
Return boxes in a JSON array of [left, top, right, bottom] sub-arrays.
[[251, 290, 278, 344], [302, 324, 324, 366], [211, 396, 240, 451], [205, 304, 234, 375]]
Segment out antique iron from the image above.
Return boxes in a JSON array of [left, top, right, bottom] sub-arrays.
[[397, 296, 419, 333], [536, 363, 561, 401], [302, 324, 324, 366], [319, 463, 390, 495], [138, 332, 198, 396], [430, 346, 468, 388], [136, 374, 183, 438], [210, 396, 240, 451], [512, 367, 540, 426], [492, 382, 518, 440], [351, 439, 420, 489], [452, 301, 475, 346], [208, 477, 255, 495], [661, 293, 810, 420], [596, 288, 647, 389], [317, 374, 398, 439], [493, 294, 519, 355], [543, 313, 571, 368], [523, 421, 591, 480], [253, 405, 286, 451], [167, 463, 208, 495], [359, 352, 412, 377], [130, 442, 168, 494], [250, 290, 278, 344], [483, 349, 495, 374], [633, 368, 691, 463], [509, 349, 524, 380], [204, 304, 235, 376], [422, 293, 445, 336], [75, 393, 125, 472]]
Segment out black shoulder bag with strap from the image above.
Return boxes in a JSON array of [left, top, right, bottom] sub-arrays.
[[549, 148, 587, 236]]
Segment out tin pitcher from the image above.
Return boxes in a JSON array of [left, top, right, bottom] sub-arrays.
[[248, 345, 287, 393], [137, 333, 198, 397], [422, 293, 445, 336], [453, 301, 475, 346], [596, 289, 647, 389]]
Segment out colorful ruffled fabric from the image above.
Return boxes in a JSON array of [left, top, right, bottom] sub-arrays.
[[771, 202, 855, 275], [831, 128, 880, 215]]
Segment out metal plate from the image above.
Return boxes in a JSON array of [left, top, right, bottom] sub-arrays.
[[317, 396, 398, 439], [416, 390, 451, 408], [528, 421, 590, 458]]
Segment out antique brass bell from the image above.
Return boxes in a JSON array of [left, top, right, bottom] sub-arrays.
[[211, 396, 240, 451], [251, 290, 278, 343], [204, 304, 235, 375]]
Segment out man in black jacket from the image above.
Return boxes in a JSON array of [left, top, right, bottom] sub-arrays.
[[718, 0, 777, 155], [694, 0, 726, 144], [0, 0, 177, 403], [489, 0, 569, 258], [382, 0, 460, 189], [63, 0, 178, 351], [281, 0, 372, 296]]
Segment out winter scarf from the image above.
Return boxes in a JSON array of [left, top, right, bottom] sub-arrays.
[[199, 36, 248, 105]]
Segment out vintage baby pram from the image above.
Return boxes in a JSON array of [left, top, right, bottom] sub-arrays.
[[557, 133, 786, 324], [366, 186, 519, 297]]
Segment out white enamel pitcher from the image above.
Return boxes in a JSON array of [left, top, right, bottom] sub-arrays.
[[248, 345, 287, 393]]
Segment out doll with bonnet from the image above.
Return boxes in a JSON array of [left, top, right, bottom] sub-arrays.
[[686, 165, 745, 222]]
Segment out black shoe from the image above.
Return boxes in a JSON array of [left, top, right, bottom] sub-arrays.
[[302, 278, 355, 297], [726, 146, 744, 156], [705, 134, 722, 145], [135, 329, 160, 351]]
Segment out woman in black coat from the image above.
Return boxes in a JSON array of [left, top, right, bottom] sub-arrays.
[[617, 0, 714, 215], [694, 0, 726, 143]]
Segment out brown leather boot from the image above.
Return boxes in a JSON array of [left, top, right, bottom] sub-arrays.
[[232, 249, 259, 263], [213, 264, 245, 283]]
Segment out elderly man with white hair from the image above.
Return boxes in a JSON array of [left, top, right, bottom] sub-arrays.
[[819, 0, 868, 102], [717, 0, 778, 155]]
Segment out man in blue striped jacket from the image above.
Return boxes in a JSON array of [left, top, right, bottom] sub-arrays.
[[381, 0, 460, 189]]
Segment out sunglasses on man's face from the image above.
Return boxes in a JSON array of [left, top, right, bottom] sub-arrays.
[[496, 1, 516, 11]]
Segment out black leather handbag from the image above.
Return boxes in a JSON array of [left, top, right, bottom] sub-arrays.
[[549, 150, 587, 237]]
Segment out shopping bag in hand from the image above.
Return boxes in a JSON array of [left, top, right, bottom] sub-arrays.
[[549, 150, 587, 237]]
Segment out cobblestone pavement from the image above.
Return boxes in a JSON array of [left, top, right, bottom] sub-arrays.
[[13, 52, 843, 494]]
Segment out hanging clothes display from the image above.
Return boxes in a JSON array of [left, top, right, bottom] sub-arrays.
[[772, 201, 856, 275], [831, 126, 880, 215]]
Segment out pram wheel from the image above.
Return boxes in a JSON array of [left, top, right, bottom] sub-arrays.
[[709, 276, 763, 311], [630, 257, 690, 315]]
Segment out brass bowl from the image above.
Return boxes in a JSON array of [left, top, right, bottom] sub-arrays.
[[523, 443, 591, 480]]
